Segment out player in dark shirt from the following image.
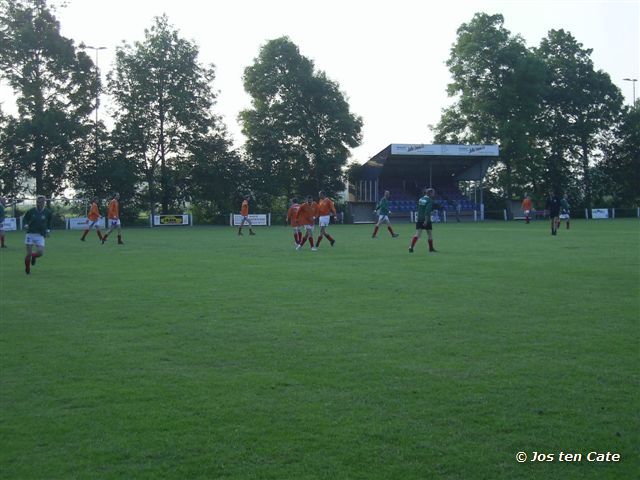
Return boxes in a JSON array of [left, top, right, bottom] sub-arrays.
[[545, 190, 561, 236], [22, 195, 53, 274]]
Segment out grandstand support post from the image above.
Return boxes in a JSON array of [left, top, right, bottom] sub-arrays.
[[268, 213, 271, 226], [443, 210, 447, 223], [229, 213, 233, 226], [474, 210, 478, 222], [637, 207, 639, 218], [503, 209, 507, 221], [585, 208, 589, 219], [480, 203, 485, 221], [149, 215, 153, 228], [612, 208, 615, 219]]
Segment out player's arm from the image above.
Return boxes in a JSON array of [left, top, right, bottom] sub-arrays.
[[22, 210, 31, 229]]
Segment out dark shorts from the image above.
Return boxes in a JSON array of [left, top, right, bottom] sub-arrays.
[[416, 220, 432, 231]]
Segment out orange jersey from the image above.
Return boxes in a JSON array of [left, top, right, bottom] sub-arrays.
[[88, 202, 100, 221], [107, 199, 119, 219], [241, 200, 249, 216], [522, 198, 532, 211], [287, 204, 300, 227], [296, 202, 317, 226], [317, 198, 336, 216]]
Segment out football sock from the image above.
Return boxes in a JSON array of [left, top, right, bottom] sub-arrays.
[[372, 226, 379, 237], [81, 230, 88, 240], [410, 236, 418, 248], [325, 234, 334, 242], [316, 236, 323, 246], [97, 230, 103, 240], [31, 252, 39, 265], [566, 222, 570, 229], [293, 233, 299, 244], [428, 239, 434, 251], [309, 237, 315, 248], [299, 236, 308, 247], [387, 226, 395, 235], [0, 235, 5, 246], [25, 255, 31, 273], [117, 234, 123, 244]]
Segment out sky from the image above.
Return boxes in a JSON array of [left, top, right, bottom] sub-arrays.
[[2, 0, 639, 163]]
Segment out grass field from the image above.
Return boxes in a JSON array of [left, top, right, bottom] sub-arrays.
[[0, 219, 638, 479]]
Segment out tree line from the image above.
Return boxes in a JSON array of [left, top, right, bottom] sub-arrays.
[[0, 2, 637, 222]]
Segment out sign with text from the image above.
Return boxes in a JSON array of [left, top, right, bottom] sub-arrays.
[[2, 218, 17, 231], [231, 214, 269, 226], [153, 214, 191, 226], [67, 217, 105, 230], [391, 144, 499, 156], [591, 209, 609, 219]]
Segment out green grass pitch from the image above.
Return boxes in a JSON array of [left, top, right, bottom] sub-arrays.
[[1, 219, 638, 479]]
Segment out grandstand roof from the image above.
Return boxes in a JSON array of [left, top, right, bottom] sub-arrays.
[[358, 144, 499, 182]]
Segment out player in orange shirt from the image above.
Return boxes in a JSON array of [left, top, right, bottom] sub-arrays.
[[316, 190, 337, 248], [238, 194, 255, 236], [286, 197, 302, 246], [101, 193, 124, 245], [295, 195, 318, 251], [80, 196, 104, 242], [521, 194, 533, 224]]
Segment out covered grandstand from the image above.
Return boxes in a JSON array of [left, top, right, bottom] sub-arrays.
[[347, 144, 499, 222]]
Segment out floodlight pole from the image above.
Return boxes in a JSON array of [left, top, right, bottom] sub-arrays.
[[623, 78, 637, 107]]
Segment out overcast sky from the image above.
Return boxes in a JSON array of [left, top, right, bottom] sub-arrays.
[[3, 0, 639, 163]]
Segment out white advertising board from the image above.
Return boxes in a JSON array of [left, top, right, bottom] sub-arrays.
[[231, 214, 269, 226], [2, 218, 17, 231], [591, 209, 609, 219], [67, 217, 105, 229], [391, 144, 499, 156]]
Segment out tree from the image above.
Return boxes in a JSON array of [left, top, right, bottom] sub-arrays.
[[108, 15, 230, 215], [0, 0, 97, 197], [534, 29, 624, 207], [434, 13, 546, 208], [596, 105, 640, 206], [240, 37, 362, 207]]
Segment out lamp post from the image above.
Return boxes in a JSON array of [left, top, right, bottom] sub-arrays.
[[623, 78, 637, 107], [86, 46, 106, 149]]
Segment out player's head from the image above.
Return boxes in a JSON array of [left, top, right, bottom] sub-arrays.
[[113, 192, 120, 200], [92, 196, 98, 203], [291, 197, 298, 205], [426, 188, 435, 196], [306, 195, 313, 203], [36, 195, 45, 209], [318, 190, 326, 199], [244, 193, 250, 200], [384, 190, 390, 198]]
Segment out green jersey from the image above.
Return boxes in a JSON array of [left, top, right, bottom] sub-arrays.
[[416, 195, 433, 223], [560, 198, 570, 211], [376, 197, 390, 216], [23, 207, 52, 236]]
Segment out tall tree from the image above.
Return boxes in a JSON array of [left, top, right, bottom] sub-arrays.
[[434, 13, 546, 207], [596, 105, 640, 206], [0, 0, 97, 197], [535, 29, 624, 207], [108, 15, 229, 215], [241, 37, 362, 206]]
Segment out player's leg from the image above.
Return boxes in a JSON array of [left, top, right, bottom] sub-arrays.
[[0, 227, 5, 247], [324, 225, 335, 246], [409, 227, 421, 252], [372, 218, 381, 238], [116, 223, 124, 244], [238, 217, 245, 235], [316, 225, 325, 247], [427, 224, 436, 252], [248, 218, 255, 235], [24, 240, 33, 274], [385, 217, 398, 237]]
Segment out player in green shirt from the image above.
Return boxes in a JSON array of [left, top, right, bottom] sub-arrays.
[[0, 196, 6, 248], [22, 195, 52, 274], [409, 187, 436, 253], [560, 193, 571, 230], [372, 190, 399, 238]]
